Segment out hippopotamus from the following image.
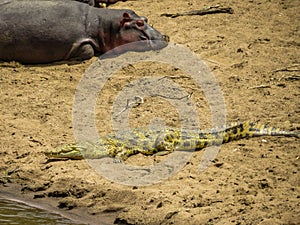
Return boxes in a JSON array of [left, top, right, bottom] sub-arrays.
[[0, 0, 168, 64]]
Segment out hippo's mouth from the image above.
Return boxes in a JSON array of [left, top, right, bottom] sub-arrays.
[[105, 29, 169, 57], [139, 28, 151, 41], [139, 33, 149, 41], [139, 31, 169, 50]]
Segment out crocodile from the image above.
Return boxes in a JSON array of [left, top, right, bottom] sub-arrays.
[[45, 121, 299, 161]]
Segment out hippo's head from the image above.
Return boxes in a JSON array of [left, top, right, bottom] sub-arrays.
[[102, 10, 169, 54]]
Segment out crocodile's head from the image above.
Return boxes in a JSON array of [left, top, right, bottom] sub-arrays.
[[45, 141, 117, 160], [45, 144, 86, 160]]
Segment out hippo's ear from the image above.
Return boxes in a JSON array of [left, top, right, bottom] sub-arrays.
[[120, 12, 145, 29], [120, 12, 133, 27]]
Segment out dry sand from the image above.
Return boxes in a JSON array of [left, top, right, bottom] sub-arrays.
[[0, 0, 299, 224]]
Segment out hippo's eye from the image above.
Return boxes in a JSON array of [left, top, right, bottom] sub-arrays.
[[136, 20, 144, 28]]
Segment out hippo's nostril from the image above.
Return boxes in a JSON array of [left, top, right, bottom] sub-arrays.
[[163, 35, 170, 42]]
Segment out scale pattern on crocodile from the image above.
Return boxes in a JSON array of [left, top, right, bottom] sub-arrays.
[[45, 121, 299, 160]]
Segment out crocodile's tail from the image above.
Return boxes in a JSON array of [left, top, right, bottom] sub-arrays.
[[221, 121, 299, 144], [248, 122, 299, 137], [175, 121, 299, 151]]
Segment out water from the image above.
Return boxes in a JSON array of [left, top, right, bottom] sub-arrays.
[[0, 197, 85, 225]]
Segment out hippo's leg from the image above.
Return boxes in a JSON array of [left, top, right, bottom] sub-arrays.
[[73, 44, 94, 60], [65, 38, 100, 61]]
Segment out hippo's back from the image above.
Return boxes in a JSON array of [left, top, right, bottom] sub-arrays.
[[0, 0, 92, 63]]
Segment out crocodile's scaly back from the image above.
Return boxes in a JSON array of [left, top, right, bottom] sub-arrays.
[[155, 121, 299, 152], [45, 121, 299, 160]]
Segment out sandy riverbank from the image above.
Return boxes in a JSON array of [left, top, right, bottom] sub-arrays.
[[0, 0, 299, 224]]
